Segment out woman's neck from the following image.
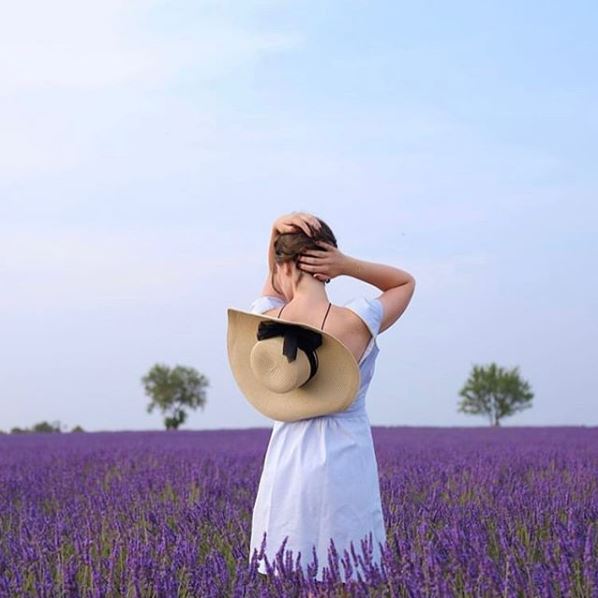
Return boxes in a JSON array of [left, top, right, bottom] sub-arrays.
[[287, 276, 329, 305]]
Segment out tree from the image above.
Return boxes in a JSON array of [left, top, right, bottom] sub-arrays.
[[457, 362, 533, 426], [31, 420, 62, 433], [142, 363, 209, 430]]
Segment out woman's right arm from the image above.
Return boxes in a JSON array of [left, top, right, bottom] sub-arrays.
[[342, 257, 416, 334], [342, 256, 414, 291], [297, 238, 416, 333]]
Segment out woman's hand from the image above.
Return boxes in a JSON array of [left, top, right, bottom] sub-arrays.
[[297, 240, 349, 283], [273, 212, 321, 237]]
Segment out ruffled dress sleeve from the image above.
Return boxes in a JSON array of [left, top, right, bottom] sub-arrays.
[[249, 295, 286, 315], [343, 296, 384, 363]]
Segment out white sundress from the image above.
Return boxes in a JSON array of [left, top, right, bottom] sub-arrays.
[[247, 294, 388, 583]]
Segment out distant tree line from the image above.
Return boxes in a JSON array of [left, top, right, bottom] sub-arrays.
[[0, 420, 85, 434], [1, 361, 533, 433]]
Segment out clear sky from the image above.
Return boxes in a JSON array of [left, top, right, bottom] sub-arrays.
[[1, 0, 596, 432]]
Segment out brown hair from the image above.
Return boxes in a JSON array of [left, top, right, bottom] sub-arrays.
[[270, 217, 338, 296]]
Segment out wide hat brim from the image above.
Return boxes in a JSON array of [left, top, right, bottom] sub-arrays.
[[227, 307, 360, 422]]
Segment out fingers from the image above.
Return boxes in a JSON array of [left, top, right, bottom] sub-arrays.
[[293, 221, 313, 237], [290, 220, 311, 236], [302, 241, 331, 257], [299, 212, 321, 231], [300, 249, 327, 258], [303, 220, 321, 237], [289, 212, 321, 228], [297, 261, 324, 273], [298, 257, 331, 283], [298, 253, 328, 265], [292, 212, 321, 236], [304, 240, 331, 251], [282, 213, 322, 238]]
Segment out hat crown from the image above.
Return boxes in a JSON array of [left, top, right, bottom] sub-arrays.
[[250, 337, 311, 393]]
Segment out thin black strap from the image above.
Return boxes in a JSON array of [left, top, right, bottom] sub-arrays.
[[321, 302, 332, 330], [277, 301, 331, 329]]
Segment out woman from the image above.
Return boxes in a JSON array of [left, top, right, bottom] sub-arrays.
[[249, 211, 416, 587]]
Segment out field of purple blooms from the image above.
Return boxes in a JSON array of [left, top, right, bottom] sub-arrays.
[[1, 426, 597, 597]]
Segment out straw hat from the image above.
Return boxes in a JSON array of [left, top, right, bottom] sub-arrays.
[[226, 307, 360, 422]]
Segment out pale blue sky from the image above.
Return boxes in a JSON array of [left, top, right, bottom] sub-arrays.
[[1, 1, 596, 431]]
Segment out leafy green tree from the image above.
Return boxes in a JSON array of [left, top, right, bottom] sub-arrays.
[[142, 363, 209, 430], [458, 362, 534, 426], [71, 425, 85, 432], [32, 420, 62, 433]]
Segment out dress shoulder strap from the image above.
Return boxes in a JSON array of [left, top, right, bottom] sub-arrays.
[[321, 302, 332, 330], [277, 301, 332, 330]]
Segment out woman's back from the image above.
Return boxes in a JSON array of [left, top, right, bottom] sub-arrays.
[[259, 298, 377, 367]]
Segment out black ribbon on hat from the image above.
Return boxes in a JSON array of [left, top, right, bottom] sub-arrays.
[[256, 321, 323, 382]]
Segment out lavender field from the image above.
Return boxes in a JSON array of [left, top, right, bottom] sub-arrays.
[[1, 426, 597, 597]]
